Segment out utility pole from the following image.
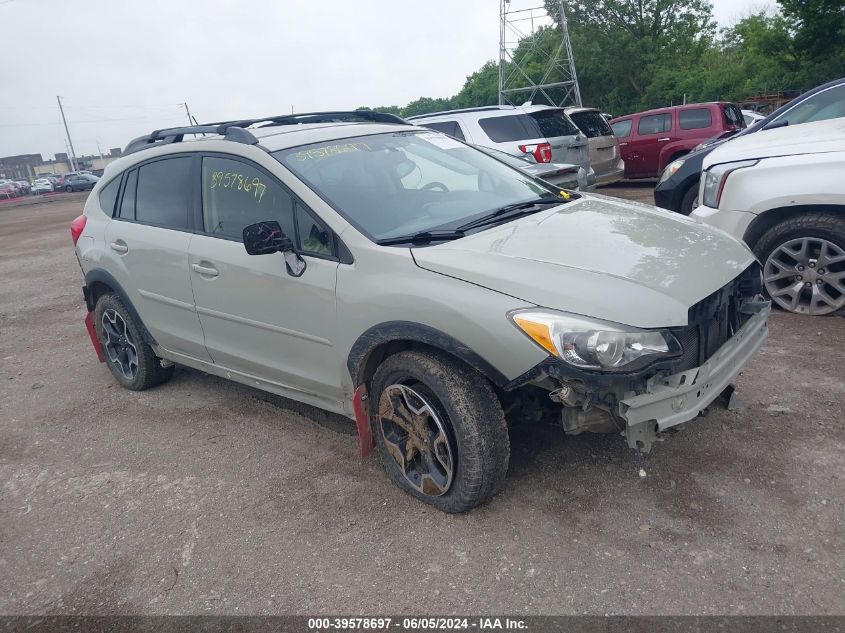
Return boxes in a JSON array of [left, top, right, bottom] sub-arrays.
[[57, 96, 78, 172]]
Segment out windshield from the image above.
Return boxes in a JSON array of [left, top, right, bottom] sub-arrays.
[[273, 131, 556, 242]]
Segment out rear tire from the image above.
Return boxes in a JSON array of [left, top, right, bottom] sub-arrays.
[[753, 213, 845, 315], [94, 293, 174, 390], [370, 350, 510, 512], [65, 185, 73, 193]]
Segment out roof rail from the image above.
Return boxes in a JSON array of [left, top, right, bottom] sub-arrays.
[[123, 124, 258, 156], [123, 110, 407, 156], [406, 106, 514, 120], [207, 110, 409, 129]]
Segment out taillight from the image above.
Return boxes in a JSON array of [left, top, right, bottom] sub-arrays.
[[518, 142, 553, 163], [70, 214, 87, 246]]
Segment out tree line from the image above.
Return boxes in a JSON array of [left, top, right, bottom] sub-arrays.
[[362, 0, 844, 118]]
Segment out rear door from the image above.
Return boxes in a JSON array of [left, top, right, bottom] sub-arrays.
[[626, 111, 673, 177], [187, 154, 343, 406], [103, 154, 212, 361]]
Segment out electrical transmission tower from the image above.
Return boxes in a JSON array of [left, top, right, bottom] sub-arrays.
[[498, 0, 582, 107]]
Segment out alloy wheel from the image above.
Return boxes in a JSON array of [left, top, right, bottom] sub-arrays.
[[764, 237, 845, 315], [101, 309, 139, 380], [377, 383, 455, 497]]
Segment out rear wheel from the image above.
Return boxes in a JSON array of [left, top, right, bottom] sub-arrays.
[[65, 185, 73, 193], [754, 213, 845, 315], [370, 350, 510, 512], [94, 293, 174, 390]]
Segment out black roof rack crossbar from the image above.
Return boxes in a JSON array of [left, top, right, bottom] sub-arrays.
[[123, 110, 407, 156], [207, 110, 409, 130], [123, 124, 259, 156]]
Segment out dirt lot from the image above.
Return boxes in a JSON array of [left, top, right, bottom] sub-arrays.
[[1, 192, 843, 616]]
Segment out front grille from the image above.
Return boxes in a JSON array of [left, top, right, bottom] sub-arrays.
[[673, 263, 761, 371]]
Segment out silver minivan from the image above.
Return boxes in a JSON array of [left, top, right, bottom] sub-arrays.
[[409, 105, 591, 177], [564, 106, 625, 186]]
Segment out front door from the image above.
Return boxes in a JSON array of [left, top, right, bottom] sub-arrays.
[[626, 112, 672, 178], [187, 154, 342, 407]]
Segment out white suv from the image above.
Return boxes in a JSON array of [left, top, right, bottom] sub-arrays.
[[408, 105, 593, 179], [72, 111, 770, 512], [692, 118, 845, 315]]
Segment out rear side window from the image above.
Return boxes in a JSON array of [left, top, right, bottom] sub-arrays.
[[421, 121, 466, 141], [679, 108, 713, 130], [528, 110, 580, 137], [637, 113, 671, 135], [117, 170, 137, 219], [135, 157, 192, 229], [568, 111, 612, 138], [478, 114, 540, 142], [98, 177, 120, 216], [611, 119, 632, 137], [201, 156, 296, 242]]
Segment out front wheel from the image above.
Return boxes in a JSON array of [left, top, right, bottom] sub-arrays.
[[65, 185, 73, 193], [755, 213, 845, 315], [370, 350, 510, 512], [680, 181, 699, 215]]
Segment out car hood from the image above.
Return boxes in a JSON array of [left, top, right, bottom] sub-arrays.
[[704, 117, 845, 168], [412, 195, 755, 328]]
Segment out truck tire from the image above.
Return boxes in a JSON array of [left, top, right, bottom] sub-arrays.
[[94, 293, 174, 390], [753, 212, 845, 315], [370, 349, 510, 512]]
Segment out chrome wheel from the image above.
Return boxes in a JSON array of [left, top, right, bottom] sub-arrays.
[[377, 383, 455, 497], [764, 237, 845, 315], [101, 309, 139, 380]]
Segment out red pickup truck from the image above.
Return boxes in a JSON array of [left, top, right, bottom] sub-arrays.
[[610, 102, 745, 179]]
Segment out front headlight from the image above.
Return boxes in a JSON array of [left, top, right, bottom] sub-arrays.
[[509, 310, 681, 372], [658, 159, 685, 184], [701, 159, 759, 208]]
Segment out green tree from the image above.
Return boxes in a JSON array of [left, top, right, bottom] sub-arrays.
[[777, 0, 845, 85]]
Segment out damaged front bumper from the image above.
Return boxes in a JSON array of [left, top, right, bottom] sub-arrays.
[[618, 303, 770, 452]]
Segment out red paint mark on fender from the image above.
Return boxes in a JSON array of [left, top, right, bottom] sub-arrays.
[[84, 311, 106, 363], [353, 384, 374, 460]]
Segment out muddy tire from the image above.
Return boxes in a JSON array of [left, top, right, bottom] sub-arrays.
[[753, 213, 845, 315], [94, 293, 174, 390], [370, 350, 510, 512]]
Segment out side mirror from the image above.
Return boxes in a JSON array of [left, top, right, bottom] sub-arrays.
[[242, 221, 307, 277]]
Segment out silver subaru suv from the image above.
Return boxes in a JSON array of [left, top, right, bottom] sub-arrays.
[[71, 110, 771, 512]]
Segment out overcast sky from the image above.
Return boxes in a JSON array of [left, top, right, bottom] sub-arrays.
[[0, 0, 773, 160]]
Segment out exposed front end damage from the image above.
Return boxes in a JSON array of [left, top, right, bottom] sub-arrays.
[[504, 267, 771, 456]]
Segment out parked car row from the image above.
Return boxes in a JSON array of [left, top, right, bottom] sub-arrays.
[[407, 104, 624, 189], [0, 171, 99, 198]]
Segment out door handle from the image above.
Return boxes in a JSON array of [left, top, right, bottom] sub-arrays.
[[658, 137, 670, 142], [191, 263, 219, 278], [110, 241, 128, 254], [618, 142, 628, 146]]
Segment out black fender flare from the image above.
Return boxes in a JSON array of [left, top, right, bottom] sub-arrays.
[[346, 321, 508, 389], [83, 269, 157, 347]]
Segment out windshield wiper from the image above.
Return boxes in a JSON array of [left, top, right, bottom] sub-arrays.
[[375, 230, 466, 246], [457, 197, 565, 232]]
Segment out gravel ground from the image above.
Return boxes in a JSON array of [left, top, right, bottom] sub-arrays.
[[1, 193, 843, 616]]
